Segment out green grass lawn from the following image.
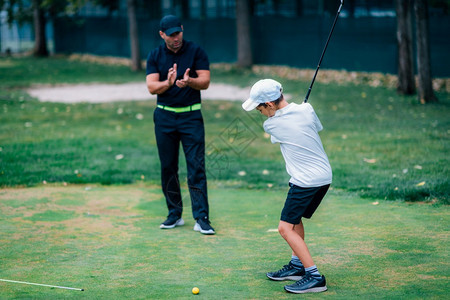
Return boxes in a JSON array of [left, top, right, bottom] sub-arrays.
[[0, 184, 448, 299], [0, 56, 448, 203], [0, 56, 449, 298]]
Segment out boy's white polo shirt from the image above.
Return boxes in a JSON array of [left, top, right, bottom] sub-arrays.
[[263, 102, 332, 187]]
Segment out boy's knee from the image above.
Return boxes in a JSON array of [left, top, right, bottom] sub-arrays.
[[278, 222, 291, 238]]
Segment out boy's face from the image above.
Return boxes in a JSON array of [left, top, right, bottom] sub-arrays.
[[256, 102, 276, 117]]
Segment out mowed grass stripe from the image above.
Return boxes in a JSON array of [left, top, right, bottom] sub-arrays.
[[0, 185, 448, 299]]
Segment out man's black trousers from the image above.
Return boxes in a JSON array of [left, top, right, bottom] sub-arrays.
[[153, 107, 209, 220]]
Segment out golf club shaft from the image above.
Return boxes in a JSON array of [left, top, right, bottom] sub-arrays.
[[0, 278, 84, 291], [304, 0, 344, 103]]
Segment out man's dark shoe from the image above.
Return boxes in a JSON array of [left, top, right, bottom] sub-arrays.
[[266, 262, 305, 281], [284, 273, 327, 294], [160, 216, 184, 229], [194, 217, 215, 235]]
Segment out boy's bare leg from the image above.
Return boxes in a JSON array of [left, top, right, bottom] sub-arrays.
[[294, 220, 305, 238], [291, 221, 305, 257], [266, 221, 306, 281], [279, 220, 314, 268]]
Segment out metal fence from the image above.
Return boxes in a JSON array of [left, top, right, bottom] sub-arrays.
[[53, 15, 450, 77]]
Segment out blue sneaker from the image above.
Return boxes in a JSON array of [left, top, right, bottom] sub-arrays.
[[284, 273, 327, 294], [266, 262, 305, 281]]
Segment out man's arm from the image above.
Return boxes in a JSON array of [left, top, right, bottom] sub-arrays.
[[146, 64, 178, 95], [176, 69, 210, 90]]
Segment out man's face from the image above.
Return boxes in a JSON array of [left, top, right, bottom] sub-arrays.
[[160, 28, 183, 52]]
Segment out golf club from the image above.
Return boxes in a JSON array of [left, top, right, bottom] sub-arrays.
[[304, 0, 344, 103], [0, 278, 84, 291]]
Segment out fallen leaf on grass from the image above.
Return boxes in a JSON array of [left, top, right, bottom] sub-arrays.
[[364, 158, 377, 164], [416, 181, 426, 187]]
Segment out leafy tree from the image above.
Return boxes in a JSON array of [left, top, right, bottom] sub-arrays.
[[1, 0, 144, 71], [0, 0, 89, 56]]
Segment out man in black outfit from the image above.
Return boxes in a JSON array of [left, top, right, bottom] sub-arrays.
[[146, 15, 215, 235]]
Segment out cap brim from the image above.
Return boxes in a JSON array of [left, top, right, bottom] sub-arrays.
[[242, 98, 260, 111], [164, 27, 183, 36]]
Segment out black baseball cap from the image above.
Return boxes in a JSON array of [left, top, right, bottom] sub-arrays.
[[160, 15, 183, 36]]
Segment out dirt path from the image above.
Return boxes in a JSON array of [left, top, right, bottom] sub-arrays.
[[27, 82, 252, 103]]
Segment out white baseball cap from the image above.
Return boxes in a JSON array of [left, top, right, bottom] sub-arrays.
[[242, 79, 283, 111]]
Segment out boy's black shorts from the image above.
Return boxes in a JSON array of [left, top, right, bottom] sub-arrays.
[[280, 183, 330, 225]]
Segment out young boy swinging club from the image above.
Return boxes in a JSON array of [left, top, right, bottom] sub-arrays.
[[242, 79, 332, 294]]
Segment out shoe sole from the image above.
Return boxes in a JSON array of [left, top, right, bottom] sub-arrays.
[[160, 218, 184, 229], [284, 286, 327, 294], [193, 223, 215, 235], [267, 274, 303, 281]]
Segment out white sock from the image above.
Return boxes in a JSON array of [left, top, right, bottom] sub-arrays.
[[305, 265, 321, 278], [290, 255, 304, 268]]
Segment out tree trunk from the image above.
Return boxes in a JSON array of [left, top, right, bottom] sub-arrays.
[[146, 0, 161, 19], [318, 0, 324, 15], [348, 0, 356, 18], [414, 0, 437, 103], [127, 0, 142, 71], [200, 0, 206, 19], [181, 0, 190, 19], [32, 0, 49, 57], [395, 0, 415, 95], [236, 0, 253, 68], [295, 0, 303, 17], [273, 0, 281, 15]]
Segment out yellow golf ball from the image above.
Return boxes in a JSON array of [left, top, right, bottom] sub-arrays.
[[192, 287, 200, 295]]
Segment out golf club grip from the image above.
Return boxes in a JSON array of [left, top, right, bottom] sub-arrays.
[[304, 0, 343, 103]]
